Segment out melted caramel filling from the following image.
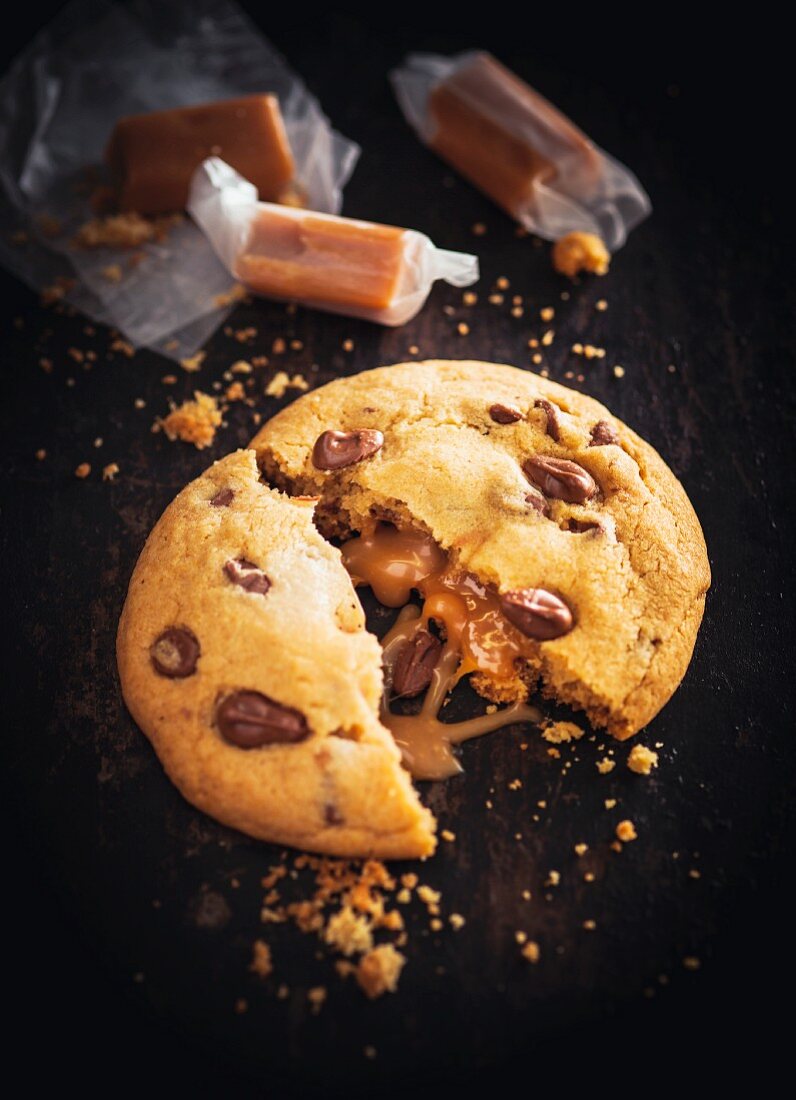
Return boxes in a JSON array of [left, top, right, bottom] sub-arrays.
[[341, 525, 540, 779]]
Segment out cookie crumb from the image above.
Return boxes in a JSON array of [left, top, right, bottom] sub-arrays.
[[324, 907, 374, 957], [574, 843, 588, 857], [180, 351, 206, 373], [355, 944, 405, 999], [545, 871, 560, 887], [683, 956, 701, 971], [265, 371, 310, 398], [521, 941, 540, 963], [596, 758, 616, 774], [542, 720, 584, 744], [74, 462, 91, 479], [627, 744, 659, 775], [552, 232, 610, 278], [102, 462, 120, 482], [449, 913, 466, 931], [161, 392, 222, 449], [604, 798, 617, 809], [441, 829, 456, 842], [308, 986, 327, 1014], [616, 819, 638, 843], [613, 365, 626, 378], [457, 322, 470, 336], [249, 939, 273, 979]]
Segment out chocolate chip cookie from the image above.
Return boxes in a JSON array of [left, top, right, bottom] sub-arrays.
[[252, 360, 710, 741], [117, 449, 436, 858]]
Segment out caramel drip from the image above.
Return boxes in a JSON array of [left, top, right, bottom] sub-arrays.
[[343, 527, 541, 780]]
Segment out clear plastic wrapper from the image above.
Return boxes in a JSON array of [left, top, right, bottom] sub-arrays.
[[391, 51, 651, 251], [189, 158, 479, 326], [0, 0, 359, 357]]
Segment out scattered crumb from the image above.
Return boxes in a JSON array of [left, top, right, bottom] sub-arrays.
[[574, 843, 588, 857], [521, 941, 540, 963], [225, 381, 246, 402], [604, 798, 617, 809], [308, 986, 327, 1014], [213, 283, 247, 309], [160, 392, 222, 449], [595, 299, 608, 311], [234, 998, 248, 1014], [683, 956, 701, 971], [613, 365, 626, 378], [342, 339, 354, 352], [542, 720, 584, 744], [688, 869, 701, 880], [41, 275, 76, 305], [596, 758, 616, 775], [364, 1045, 377, 1060], [449, 913, 465, 931], [627, 744, 659, 775], [265, 370, 310, 398], [582, 919, 597, 931], [441, 829, 456, 842], [74, 462, 91, 479], [552, 231, 610, 278], [180, 351, 206, 373], [35, 449, 47, 461], [545, 871, 560, 887], [355, 944, 405, 999], [110, 338, 135, 358], [472, 222, 487, 236], [102, 462, 120, 482], [463, 291, 477, 306], [324, 907, 374, 957], [616, 820, 638, 843], [457, 322, 469, 335], [75, 212, 181, 249], [249, 940, 273, 979]]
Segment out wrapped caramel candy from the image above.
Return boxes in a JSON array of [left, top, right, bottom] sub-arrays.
[[189, 158, 479, 325], [391, 52, 650, 250], [106, 95, 296, 215]]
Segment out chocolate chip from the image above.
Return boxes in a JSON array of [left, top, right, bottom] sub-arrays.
[[210, 487, 234, 507], [216, 691, 310, 748], [500, 589, 574, 641], [150, 627, 200, 678], [392, 629, 443, 697], [324, 803, 344, 826], [489, 403, 523, 424], [523, 455, 597, 504], [534, 398, 561, 442], [224, 558, 271, 596], [563, 518, 602, 534], [589, 420, 619, 446], [524, 488, 550, 516], [312, 429, 384, 471]]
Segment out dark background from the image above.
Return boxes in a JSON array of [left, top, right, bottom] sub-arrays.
[[2, 2, 794, 1094]]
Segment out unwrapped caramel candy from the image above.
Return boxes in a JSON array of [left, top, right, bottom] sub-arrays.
[[106, 95, 295, 215], [392, 52, 650, 250], [189, 158, 478, 325]]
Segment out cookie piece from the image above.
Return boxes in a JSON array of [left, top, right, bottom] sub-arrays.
[[117, 450, 435, 858], [251, 360, 710, 739]]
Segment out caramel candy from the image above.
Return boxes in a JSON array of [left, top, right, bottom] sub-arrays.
[[106, 96, 295, 215], [429, 54, 601, 223], [392, 52, 651, 249], [189, 158, 478, 326]]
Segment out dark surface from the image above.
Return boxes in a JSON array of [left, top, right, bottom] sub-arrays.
[[2, 5, 794, 1094]]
